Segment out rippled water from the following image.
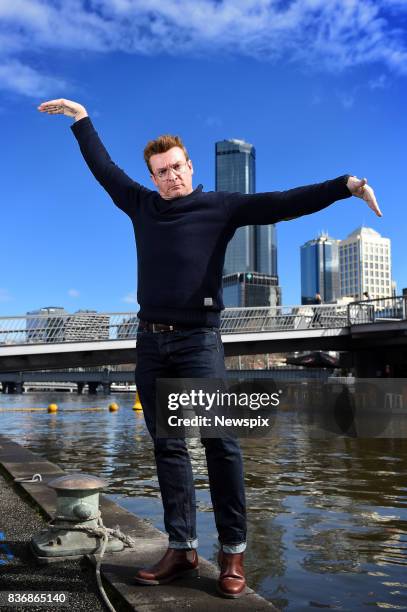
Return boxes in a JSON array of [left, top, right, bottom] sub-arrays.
[[1, 392, 406, 610]]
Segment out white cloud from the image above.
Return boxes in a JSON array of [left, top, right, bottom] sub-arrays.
[[122, 290, 138, 304], [368, 73, 389, 89], [0, 59, 67, 97], [0, 0, 406, 97], [0, 288, 12, 302], [68, 288, 80, 297]]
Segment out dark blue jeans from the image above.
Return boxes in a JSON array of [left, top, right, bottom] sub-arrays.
[[135, 326, 246, 553]]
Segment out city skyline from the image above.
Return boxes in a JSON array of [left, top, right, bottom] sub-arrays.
[[26, 220, 398, 312], [4, 201, 404, 316], [301, 226, 396, 304], [1, 1, 405, 315]]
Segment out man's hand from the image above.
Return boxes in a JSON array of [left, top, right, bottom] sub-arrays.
[[347, 176, 382, 217], [37, 98, 88, 122]]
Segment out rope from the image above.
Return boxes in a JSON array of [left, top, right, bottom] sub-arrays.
[[47, 512, 138, 612], [14, 473, 42, 483], [14, 474, 138, 612]]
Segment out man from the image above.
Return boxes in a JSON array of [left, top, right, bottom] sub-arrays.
[[37, 98, 382, 598], [362, 290, 375, 321], [313, 292, 323, 326]]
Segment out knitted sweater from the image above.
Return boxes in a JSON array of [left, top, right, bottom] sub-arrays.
[[71, 117, 351, 327]]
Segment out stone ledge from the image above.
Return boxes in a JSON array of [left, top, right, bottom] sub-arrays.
[[0, 435, 278, 611]]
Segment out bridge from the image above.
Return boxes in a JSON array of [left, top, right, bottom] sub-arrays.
[[0, 296, 406, 377]]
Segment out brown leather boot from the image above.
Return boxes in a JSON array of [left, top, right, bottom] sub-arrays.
[[217, 550, 246, 598], [134, 548, 199, 585]]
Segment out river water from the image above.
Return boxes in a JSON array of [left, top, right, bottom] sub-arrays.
[[1, 391, 406, 610]]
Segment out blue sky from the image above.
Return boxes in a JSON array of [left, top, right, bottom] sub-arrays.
[[0, 0, 406, 315]]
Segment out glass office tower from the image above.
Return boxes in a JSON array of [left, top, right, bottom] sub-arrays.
[[256, 225, 278, 276], [223, 272, 281, 307], [215, 138, 256, 194], [215, 139, 278, 278], [300, 233, 340, 304], [216, 139, 256, 275]]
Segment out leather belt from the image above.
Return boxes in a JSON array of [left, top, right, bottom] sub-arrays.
[[138, 320, 189, 333]]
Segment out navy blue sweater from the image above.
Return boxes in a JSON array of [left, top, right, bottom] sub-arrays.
[[71, 117, 352, 327]]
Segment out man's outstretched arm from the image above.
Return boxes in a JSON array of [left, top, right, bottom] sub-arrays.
[[37, 98, 145, 216], [223, 174, 382, 228]]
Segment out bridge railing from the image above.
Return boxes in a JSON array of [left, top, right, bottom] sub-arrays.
[[347, 295, 407, 325], [0, 297, 406, 347], [0, 312, 139, 346], [219, 304, 349, 333]]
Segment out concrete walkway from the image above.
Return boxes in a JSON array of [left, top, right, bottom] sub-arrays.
[[0, 435, 278, 611], [0, 469, 109, 611]]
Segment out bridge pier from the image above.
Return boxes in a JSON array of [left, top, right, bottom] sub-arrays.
[[2, 382, 18, 394], [102, 382, 111, 394], [88, 382, 99, 395], [77, 382, 85, 395]]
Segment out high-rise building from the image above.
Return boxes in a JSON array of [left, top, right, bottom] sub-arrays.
[[223, 272, 281, 308], [339, 226, 392, 300], [215, 138, 280, 305], [215, 139, 256, 194], [300, 233, 340, 304], [256, 225, 278, 277], [216, 139, 256, 275]]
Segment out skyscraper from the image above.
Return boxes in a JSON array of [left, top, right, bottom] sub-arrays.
[[256, 225, 278, 277], [339, 226, 392, 300], [216, 139, 256, 275], [223, 272, 281, 308], [215, 139, 279, 305], [300, 233, 340, 304], [215, 139, 256, 194]]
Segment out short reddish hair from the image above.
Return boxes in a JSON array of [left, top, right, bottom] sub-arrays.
[[143, 134, 189, 174]]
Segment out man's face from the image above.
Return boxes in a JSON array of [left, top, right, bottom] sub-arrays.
[[149, 146, 194, 200]]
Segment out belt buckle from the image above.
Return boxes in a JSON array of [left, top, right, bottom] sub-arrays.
[[153, 323, 174, 332]]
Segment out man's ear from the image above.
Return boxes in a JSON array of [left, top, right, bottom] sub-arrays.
[[150, 173, 158, 188], [188, 159, 194, 175]]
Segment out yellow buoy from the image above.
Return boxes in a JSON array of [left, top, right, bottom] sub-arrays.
[[109, 402, 119, 412], [48, 403, 58, 413], [132, 391, 143, 411]]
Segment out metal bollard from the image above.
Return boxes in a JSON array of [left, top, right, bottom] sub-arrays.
[[31, 473, 124, 563]]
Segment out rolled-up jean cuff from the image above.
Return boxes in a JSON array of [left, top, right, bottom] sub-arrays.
[[168, 538, 199, 550], [222, 542, 246, 554]]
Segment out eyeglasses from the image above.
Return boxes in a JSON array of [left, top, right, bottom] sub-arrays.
[[154, 161, 189, 180]]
